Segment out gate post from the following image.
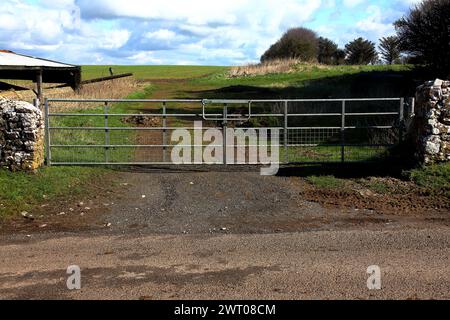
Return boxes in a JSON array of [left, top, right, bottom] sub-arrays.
[[284, 100, 288, 164], [341, 100, 346, 163], [104, 102, 110, 163], [162, 101, 167, 163], [399, 97, 405, 143], [223, 103, 228, 165], [44, 98, 51, 166]]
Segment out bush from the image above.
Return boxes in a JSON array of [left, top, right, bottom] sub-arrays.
[[406, 163, 450, 196], [261, 27, 318, 62], [345, 38, 378, 65], [395, 0, 450, 75]]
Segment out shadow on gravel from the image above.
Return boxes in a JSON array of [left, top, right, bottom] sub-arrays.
[[109, 165, 262, 173], [109, 162, 417, 180]]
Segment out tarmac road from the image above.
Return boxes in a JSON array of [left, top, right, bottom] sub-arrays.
[[0, 169, 449, 300], [0, 227, 449, 300]]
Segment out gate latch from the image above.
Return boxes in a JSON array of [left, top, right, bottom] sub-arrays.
[[202, 99, 252, 122]]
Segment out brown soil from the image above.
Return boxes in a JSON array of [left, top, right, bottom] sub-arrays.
[[297, 177, 450, 216]]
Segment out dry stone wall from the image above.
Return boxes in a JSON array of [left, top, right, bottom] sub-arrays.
[[0, 98, 44, 171], [412, 79, 450, 163]]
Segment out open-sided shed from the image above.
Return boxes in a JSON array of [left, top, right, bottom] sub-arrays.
[[0, 50, 81, 105]]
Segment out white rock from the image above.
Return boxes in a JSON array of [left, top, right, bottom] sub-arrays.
[[424, 135, 441, 155]]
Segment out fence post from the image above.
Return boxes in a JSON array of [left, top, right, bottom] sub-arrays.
[[341, 100, 346, 163], [162, 101, 167, 163], [284, 100, 288, 164], [44, 98, 51, 166], [223, 103, 228, 165], [399, 98, 405, 143], [410, 97, 415, 116], [104, 102, 110, 163]]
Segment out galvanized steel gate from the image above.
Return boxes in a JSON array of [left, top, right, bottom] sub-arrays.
[[44, 97, 413, 166]]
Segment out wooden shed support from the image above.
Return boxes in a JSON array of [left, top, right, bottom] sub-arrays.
[[36, 68, 43, 108]]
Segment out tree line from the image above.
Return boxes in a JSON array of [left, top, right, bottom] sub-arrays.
[[260, 0, 450, 73]]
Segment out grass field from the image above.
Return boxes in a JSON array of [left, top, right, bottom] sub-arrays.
[[81, 65, 228, 80]]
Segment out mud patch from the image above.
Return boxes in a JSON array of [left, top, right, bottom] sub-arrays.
[[121, 115, 162, 127], [299, 177, 450, 216]]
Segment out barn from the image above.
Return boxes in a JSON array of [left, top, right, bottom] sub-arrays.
[[0, 50, 81, 105]]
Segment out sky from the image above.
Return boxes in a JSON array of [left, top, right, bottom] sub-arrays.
[[0, 0, 422, 66]]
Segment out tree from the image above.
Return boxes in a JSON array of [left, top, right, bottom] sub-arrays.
[[344, 37, 378, 65], [261, 27, 318, 62], [318, 37, 339, 64], [379, 36, 401, 64], [394, 0, 450, 73], [334, 49, 346, 65]]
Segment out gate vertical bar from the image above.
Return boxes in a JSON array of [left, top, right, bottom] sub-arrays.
[[341, 100, 346, 163], [223, 103, 228, 165], [162, 101, 167, 163], [104, 102, 110, 163], [284, 100, 288, 164], [44, 98, 51, 166], [399, 98, 405, 143]]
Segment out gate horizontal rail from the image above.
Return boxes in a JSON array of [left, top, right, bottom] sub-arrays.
[[44, 97, 412, 166]]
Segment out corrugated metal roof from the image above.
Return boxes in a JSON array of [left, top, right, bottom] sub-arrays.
[[0, 51, 76, 68]]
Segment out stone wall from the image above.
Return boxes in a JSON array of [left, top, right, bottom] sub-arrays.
[[0, 98, 45, 171], [412, 79, 450, 164]]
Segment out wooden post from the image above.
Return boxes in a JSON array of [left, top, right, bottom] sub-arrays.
[[36, 69, 43, 109]]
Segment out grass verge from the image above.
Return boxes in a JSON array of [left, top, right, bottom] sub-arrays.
[[306, 175, 346, 189], [406, 163, 450, 196], [0, 167, 109, 219]]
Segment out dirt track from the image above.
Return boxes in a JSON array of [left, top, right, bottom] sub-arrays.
[[0, 169, 449, 300]]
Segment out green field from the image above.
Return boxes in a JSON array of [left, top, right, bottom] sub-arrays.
[[81, 65, 228, 80]]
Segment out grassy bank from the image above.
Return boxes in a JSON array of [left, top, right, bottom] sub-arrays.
[[191, 63, 418, 99], [0, 167, 109, 218], [406, 163, 450, 196]]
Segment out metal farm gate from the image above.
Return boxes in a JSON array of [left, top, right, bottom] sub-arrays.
[[44, 97, 413, 166]]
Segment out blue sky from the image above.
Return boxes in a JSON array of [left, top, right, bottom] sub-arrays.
[[0, 0, 420, 65]]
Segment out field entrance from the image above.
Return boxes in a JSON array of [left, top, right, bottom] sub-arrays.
[[45, 97, 411, 166]]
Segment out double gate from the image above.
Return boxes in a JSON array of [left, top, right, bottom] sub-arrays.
[[44, 97, 413, 166]]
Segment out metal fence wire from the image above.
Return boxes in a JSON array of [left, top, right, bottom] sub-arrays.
[[44, 97, 413, 165]]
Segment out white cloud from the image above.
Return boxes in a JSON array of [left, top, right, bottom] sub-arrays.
[[356, 5, 396, 39], [127, 51, 162, 64], [343, 0, 365, 7], [0, 0, 423, 65], [145, 29, 177, 41]]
